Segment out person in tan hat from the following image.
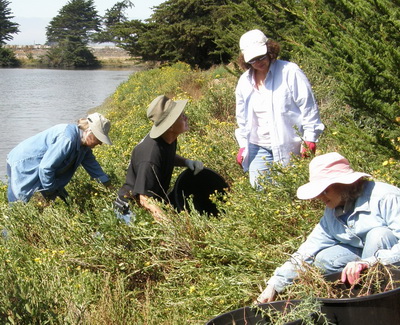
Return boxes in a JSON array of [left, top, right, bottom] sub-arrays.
[[115, 95, 204, 223], [6, 112, 112, 203], [235, 29, 324, 189], [257, 152, 400, 303]]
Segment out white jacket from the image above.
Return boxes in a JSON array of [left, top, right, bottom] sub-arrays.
[[235, 60, 324, 171]]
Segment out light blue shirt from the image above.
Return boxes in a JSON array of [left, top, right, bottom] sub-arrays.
[[7, 124, 109, 202], [235, 60, 324, 171], [268, 181, 400, 292]]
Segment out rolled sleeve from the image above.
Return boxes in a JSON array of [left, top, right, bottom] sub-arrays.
[[268, 221, 337, 292]]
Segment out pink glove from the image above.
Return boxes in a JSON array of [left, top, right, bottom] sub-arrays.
[[301, 141, 316, 158], [236, 147, 245, 167]]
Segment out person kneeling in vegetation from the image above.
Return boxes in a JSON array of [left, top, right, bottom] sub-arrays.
[[114, 95, 204, 223], [7, 113, 113, 203], [257, 152, 400, 303]]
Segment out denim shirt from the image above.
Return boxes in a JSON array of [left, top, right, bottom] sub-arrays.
[[7, 124, 109, 202], [268, 181, 400, 292], [235, 60, 324, 171]]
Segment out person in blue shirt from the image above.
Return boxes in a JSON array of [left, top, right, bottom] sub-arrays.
[[235, 29, 324, 189], [257, 152, 400, 303], [7, 112, 112, 203]]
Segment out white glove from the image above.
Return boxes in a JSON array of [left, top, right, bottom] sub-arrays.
[[256, 284, 277, 304], [185, 159, 204, 175]]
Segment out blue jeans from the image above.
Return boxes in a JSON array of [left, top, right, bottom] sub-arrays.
[[6, 163, 17, 202], [248, 143, 274, 189], [314, 227, 398, 273]]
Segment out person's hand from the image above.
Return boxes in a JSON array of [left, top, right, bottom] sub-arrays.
[[185, 159, 204, 175], [301, 141, 316, 158], [256, 284, 277, 304], [341, 261, 369, 285], [236, 147, 245, 167]]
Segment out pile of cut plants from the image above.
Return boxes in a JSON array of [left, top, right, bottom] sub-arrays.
[[247, 263, 400, 325], [278, 263, 400, 301]]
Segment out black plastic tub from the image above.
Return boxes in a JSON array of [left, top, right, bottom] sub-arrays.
[[206, 300, 315, 325], [170, 167, 229, 216], [317, 266, 400, 325]]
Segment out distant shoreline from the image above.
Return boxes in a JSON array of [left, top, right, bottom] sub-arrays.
[[5, 44, 131, 59], [4, 44, 143, 69]]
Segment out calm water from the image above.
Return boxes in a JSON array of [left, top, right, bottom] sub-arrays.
[[0, 68, 139, 181]]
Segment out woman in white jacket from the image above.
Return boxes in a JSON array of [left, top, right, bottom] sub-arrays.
[[235, 29, 324, 188]]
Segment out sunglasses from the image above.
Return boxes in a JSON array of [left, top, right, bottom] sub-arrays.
[[248, 54, 268, 65]]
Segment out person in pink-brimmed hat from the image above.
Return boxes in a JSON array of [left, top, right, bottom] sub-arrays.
[[256, 152, 400, 303]]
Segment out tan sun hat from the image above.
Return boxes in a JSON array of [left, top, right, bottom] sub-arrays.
[[296, 152, 370, 200], [87, 112, 112, 145], [239, 29, 268, 63], [147, 95, 188, 139]]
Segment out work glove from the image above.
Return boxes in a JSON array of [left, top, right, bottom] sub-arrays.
[[236, 147, 245, 167], [301, 141, 316, 158], [114, 196, 130, 215], [256, 284, 277, 304], [185, 159, 204, 175]]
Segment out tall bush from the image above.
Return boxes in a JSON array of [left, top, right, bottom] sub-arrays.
[[278, 0, 400, 153]]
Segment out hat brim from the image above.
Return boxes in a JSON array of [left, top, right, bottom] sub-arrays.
[[92, 132, 112, 145], [93, 132, 112, 146], [243, 44, 267, 63], [296, 172, 370, 200], [149, 99, 188, 138]]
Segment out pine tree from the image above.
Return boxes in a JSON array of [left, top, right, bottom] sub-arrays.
[[46, 0, 100, 45], [0, 0, 19, 45]]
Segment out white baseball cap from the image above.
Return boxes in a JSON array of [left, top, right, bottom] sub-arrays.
[[239, 29, 268, 63], [87, 112, 112, 145]]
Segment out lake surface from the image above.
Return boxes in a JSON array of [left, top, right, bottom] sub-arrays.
[[0, 68, 139, 181]]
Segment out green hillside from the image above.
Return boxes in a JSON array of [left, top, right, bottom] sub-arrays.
[[0, 60, 398, 323], [1, 0, 400, 322]]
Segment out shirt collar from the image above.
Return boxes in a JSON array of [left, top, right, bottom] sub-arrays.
[[334, 199, 356, 218]]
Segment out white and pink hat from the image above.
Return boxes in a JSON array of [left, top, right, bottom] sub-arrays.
[[297, 152, 370, 200]]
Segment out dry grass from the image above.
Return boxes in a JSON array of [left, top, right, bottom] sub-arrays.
[[278, 263, 400, 301]]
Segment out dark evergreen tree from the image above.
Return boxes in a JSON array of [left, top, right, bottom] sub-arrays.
[[115, 0, 234, 69], [0, 0, 19, 45], [0, 0, 19, 66], [279, 0, 400, 153], [93, 0, 134, 43], [45, 0, 101, 67], [46, 0, 101, 45]]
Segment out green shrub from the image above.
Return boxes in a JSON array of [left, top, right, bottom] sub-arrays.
[[0, 47, 20, 67]]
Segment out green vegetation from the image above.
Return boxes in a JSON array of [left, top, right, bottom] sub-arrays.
[[0, 61, 398, 323], [0, 0, 19, 67], [1, 0, 400, 323], [92, 0, 134, 44], [44, 0, 101, 68]]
